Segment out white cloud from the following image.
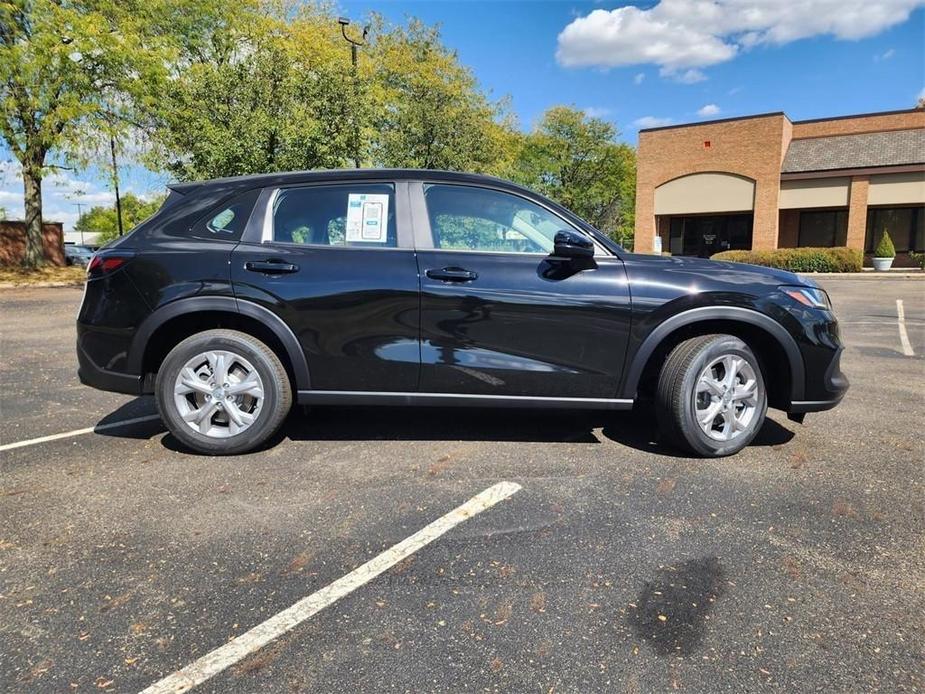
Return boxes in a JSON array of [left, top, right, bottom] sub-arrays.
[[633, 116, 674, 129], [633, 72, 646, 85], [669, 68, 707, 84], [583, 106, 612, 119], [697, 103, 722, 117], [557, 0, 925, 79], [874, 48, 896, 61]]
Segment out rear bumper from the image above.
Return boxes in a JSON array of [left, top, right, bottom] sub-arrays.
[[77, 340, 144, 395]]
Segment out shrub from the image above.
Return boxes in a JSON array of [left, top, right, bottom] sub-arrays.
[[910, 251, 925, 270], [711, 247, 863, 273], [874, 230, 896, 258]]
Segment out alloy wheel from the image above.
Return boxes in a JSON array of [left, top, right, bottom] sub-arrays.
[[693, 354, 760, 442], [173, 350, 265, 438]]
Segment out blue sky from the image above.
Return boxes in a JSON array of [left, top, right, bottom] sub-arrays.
[[2, 0, 924, 231]]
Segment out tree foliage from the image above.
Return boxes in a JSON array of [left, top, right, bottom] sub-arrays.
[[368, 20, 514, 173], [0, 0, 229, 266], [146, 2, 359, 179], [2, 0, 639, 263], [513, 107, 636, 246], [74, 193, 164, 244], [144, 7, 516, 180]]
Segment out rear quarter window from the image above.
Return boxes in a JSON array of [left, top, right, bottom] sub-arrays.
[[185, 189, 261, 242]]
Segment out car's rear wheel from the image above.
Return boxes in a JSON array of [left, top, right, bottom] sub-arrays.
[[155, 329, 292, 455], [656, 334, 767, 457]]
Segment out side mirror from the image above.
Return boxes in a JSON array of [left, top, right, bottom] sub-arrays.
[[552, 230, 594, 259]]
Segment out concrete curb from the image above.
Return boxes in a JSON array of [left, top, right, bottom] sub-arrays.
[[799, 272, 925, 280], [0, 281, 85, 289]]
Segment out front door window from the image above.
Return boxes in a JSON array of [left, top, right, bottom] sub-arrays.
[[423, 183, 590, 255]]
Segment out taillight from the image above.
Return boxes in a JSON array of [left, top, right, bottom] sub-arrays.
[[87, 255, 130, 277]]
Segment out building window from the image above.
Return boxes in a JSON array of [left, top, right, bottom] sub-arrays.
[[669, 213, 753, 257], [865, 206, 925, 253], [798, 209, 848, 247]]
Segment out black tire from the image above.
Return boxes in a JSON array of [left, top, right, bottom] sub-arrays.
[[155, 329, 292, 455], [655, 334, 768, 457]]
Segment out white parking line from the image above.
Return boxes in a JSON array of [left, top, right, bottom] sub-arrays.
[[138, 481, 522, 694], [897, 299, 915, 356], [0, 415, 162, 453]]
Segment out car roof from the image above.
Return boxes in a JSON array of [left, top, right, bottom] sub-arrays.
[[167, 168, 533, 199]]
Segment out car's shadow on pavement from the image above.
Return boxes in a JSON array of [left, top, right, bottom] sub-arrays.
[[108, 399, 793, 458], [94, 396, 165, 439]]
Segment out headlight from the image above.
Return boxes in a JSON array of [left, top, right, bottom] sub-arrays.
[[781, 286, 832, 310]]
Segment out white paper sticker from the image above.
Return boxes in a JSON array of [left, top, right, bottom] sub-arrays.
[[346, 193, 390, 243]]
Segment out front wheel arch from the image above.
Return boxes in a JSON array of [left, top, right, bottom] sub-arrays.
[[622, 308, 803, 410]]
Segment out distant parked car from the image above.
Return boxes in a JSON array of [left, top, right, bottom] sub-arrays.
[[76, 169, 848, 457], [64, 244, 95, 267]]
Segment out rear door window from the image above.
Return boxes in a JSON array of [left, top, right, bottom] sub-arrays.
[[271, 184, 398, 248]]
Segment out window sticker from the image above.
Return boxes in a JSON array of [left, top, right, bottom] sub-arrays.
[[346, 193, 390, 243]]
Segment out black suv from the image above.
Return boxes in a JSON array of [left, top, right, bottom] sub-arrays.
[[77, 169, 847, 456]]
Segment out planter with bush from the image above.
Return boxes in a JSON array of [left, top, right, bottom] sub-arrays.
[[711, 247, 863, 273], [872, 231, 896, 271]]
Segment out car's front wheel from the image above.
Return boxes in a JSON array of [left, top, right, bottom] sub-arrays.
[[155, 329, 292, 455], [656, 334, 767, 457]]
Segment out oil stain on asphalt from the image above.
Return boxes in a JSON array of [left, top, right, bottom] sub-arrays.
[[627, 557, 726, 656]]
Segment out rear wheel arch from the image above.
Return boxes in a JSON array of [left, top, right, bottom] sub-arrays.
[[622, 307, 804, 410], [131, 298, 310, 392]]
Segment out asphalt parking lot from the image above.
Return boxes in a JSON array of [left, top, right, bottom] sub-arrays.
[[1, 279, 923, 693]]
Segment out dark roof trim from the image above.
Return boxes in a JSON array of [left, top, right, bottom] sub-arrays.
[[639, 107, 923, 135], [780, 163, 925, 180], [638, 112, 786, 134], [792, 107, 923, 125]]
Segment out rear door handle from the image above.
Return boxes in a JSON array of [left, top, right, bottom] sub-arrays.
[[426, 267, 478, 282], [244, 260, 299, 274]]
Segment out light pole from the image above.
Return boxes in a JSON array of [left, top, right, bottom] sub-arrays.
[[338, 17, 369, 168], [72, 202, 85, 244], [109, 130, 123, 236]]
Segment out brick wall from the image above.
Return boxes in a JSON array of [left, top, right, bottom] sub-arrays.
[[0, 221, 65, 266], [634, 114, 789, 252], [791, 109, 925, 140], [845, 176, 870, 252]]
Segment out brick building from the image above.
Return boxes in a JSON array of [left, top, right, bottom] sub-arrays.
[[633, 108, 925, 266], [0, 221, 65, 266]]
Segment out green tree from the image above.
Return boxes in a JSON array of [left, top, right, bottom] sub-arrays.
[[369, 20, 514, 173], [74, 193, 164, 244], [146, 9, 515, 180], [0, 0, 243, 268], [146, 2, 358, 180], [0, 206, 6, 220], [0, 1, 169, 266], [514, 106, 636, 246]]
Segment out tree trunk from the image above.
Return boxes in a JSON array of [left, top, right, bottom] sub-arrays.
[[22, 165, 44, 269]]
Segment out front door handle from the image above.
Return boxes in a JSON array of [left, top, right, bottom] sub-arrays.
[[426, 267, 478, 282], [244, 260, 299, 274]]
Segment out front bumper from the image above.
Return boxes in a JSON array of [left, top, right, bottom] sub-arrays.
[[788, 345, 848, 413]]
